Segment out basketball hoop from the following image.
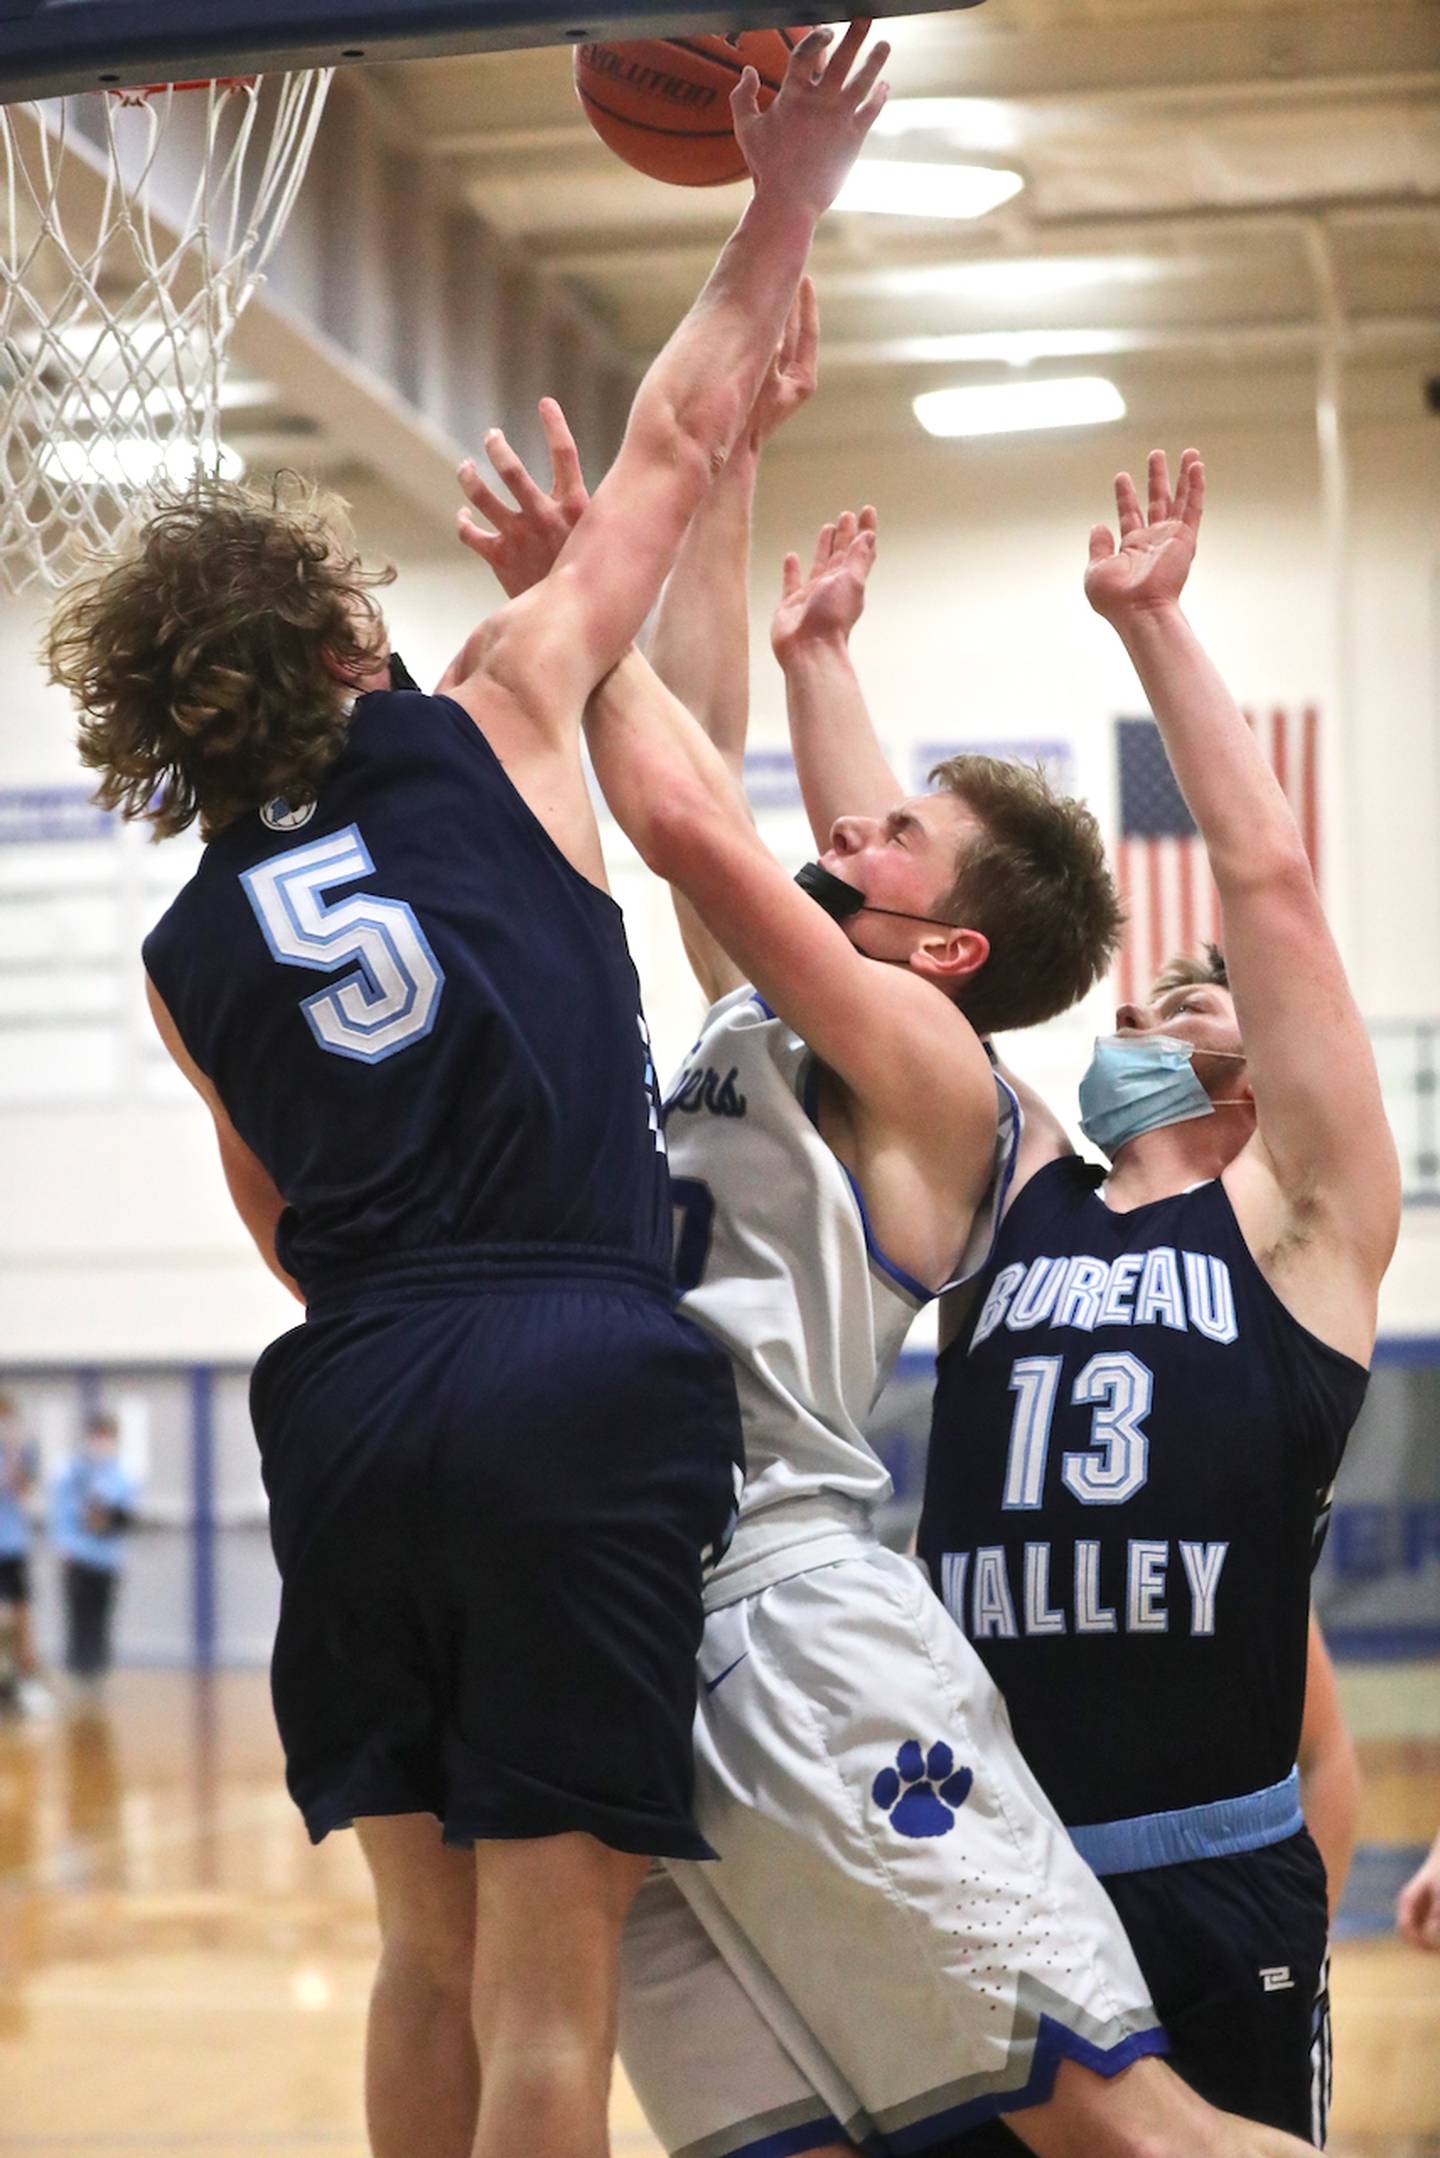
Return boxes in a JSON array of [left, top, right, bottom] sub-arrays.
[[0, 70, 332, 595]]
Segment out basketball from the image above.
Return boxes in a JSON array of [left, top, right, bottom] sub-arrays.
[[574, 29, 810, 188]]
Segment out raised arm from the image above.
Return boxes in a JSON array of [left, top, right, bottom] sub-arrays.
[[460, 26, 887, 733], [586, 648, 998, 1281], [1086, 450, 1400, 1346], [772, 507, 901, 848], [647, 279, 819, 1004]]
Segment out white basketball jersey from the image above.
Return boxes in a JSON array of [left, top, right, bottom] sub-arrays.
[[664, 988, 1018, 1606]]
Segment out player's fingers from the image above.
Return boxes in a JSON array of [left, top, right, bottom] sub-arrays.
[[824, 18, 870, 93], [776, 284, 803, 376], [1114, 472, 1144, 537], [847, 529, 877, 579], [731, 65, 762, 127], [538, 397, 586, 503], [835, 508, 858, 551], [783, 27, 832, 91], [811, 522, 837, 579], [847, 39, 890, 114], [858, 503, 878, 536], [780, 551, 802, 599], [456, 509, 502, 560], [1147, 447, 1172, 525], [1180, 448, 1205, 533], [1088, 523, 1117, 562], [794, 275, 820, 387], [457, 460, 513, 531], [484, 427, 547, 513]]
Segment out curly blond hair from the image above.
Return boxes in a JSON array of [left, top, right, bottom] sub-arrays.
[[47, 474, 396, 840], [928, 754, 1126, 1036]]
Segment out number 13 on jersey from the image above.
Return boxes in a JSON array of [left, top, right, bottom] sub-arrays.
[[1004, 1351, 1154, 1508]]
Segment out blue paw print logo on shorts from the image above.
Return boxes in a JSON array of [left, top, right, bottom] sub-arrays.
[[873, 1739, 974, 1839]]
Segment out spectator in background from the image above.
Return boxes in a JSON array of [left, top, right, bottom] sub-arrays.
[[1398, 1831, 1440, 1950], [52, 1410, 140, 1683], [0, 1392, 51, 1715]]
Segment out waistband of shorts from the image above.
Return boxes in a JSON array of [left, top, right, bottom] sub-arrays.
[[1068, 1768, 1303, 1877], [703, 1496, 879, 1610], [302, 1241, 676, 1315]]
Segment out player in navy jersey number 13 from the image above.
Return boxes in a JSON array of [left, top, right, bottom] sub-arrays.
[[918, 451, 1400, 2147], [46, 30, 890, 2158]]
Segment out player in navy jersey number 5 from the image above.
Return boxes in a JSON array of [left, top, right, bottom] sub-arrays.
[[45, 30, 890, 2158], [918, 451, 1401, 2148]]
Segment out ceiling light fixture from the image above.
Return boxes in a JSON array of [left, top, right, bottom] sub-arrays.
[[869, 98, 1020, 152], [876, 256, 1170, 300], [40, 437, 246, 488], [833, 160, 1024, 221], [914, 376, 1127, 439], [895, 329, 1130, 366]]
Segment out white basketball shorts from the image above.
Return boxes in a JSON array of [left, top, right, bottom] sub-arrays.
[[618, 1543, 1166, 2157]]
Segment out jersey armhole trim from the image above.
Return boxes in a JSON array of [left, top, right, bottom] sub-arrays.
[[798, 1051, 931, 1306], [429, 692, 626, 923], [936, 1070, 1024, 1296]]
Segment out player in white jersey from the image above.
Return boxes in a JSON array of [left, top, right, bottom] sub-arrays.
[[457, 332, 1322, 2158]]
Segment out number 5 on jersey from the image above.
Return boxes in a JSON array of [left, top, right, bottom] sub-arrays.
[[242, 824, 445, 1064]]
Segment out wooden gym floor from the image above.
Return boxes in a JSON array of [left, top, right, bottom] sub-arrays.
[[1, 1670, 1436, 2156]]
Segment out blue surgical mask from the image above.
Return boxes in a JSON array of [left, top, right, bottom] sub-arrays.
[[1079, 1032, 1245, 1157]]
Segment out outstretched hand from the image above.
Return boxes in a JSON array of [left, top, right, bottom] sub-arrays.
[[747, 277, 820, 449], [733, 21, 889, 219], [1085, 448, 1204, 623], [456, 397, 589, 599], [771, 506, 877, 663]]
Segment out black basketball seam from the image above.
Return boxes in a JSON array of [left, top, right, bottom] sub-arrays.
[[667, 37, 786, 93], [576, 82, 748, 147]]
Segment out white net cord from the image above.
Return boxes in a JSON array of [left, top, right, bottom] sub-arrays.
[[0, 71, 332, 594]]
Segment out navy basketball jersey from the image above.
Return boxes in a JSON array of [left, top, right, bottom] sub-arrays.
[[918, 1157, 1368, 1826], [143, 690, 670, 1294]]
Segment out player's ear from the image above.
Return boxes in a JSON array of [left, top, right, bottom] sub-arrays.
[[912, 925, 988, 993]]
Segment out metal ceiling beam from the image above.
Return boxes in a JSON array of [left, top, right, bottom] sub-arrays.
[[531, 194, 1440, 284], [882, 5, 1440, 103], [815, 316, 1440, 372]]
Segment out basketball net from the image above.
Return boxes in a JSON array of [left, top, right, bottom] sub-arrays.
[[0, 71, 332, 595]]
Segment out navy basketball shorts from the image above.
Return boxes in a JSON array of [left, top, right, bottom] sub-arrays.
[[249, 1253, 743, 1861], [942, 1829, 1332, 2152]]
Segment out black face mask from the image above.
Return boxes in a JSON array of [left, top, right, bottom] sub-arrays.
[[386, 649, 421, 694], [794, 860, 959, 932]]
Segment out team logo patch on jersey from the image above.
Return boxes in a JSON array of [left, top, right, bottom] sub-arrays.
[[873, 1739, 974, 1838], [261, 796, 317, 831]]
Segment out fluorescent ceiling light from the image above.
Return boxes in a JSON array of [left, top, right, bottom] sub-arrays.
[[914, 376, 1126, 439], [877, 255, 1168, 300], [870, 98, 1020, 152], [833, 160, 1023, 221], [40, 437, 246, 487], [894, 329, 1130, 366]]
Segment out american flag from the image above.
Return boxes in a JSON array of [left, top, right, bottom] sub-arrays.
[[1113, 708, 1319, 1005]]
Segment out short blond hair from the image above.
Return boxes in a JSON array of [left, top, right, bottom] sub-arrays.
[[1149, 943, 1229, 1000], [928, 754, 1126, 1036]]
